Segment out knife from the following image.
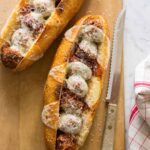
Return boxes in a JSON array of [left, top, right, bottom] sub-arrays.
[[102, 9, 126, 150]]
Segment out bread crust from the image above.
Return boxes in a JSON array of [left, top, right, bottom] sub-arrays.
[[43, 15, 110, 150], [0, 0, 84, 71]]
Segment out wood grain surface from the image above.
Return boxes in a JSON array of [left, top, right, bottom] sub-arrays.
[[114, 63, 125, 150], [0, 0, 124, 150]]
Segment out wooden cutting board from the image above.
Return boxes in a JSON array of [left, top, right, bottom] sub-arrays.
[[0, 0, 124, 150], [114, 62, 125, 150]]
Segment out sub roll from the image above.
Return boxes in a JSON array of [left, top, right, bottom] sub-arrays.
[[0, 0, 84, 71], [42, 15, 110, 150]]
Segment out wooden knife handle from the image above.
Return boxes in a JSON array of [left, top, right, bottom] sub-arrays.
[[102, 104, 118, 150]]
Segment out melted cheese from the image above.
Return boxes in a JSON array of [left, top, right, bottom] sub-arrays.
[[66, 75, 88, 98], [11, 28, 34, 56], [79, 39, 98, 58], [49, 63, 67, 83], [80, 25, 104, 43], [85, 77, 101, 108], [65, 25, 81, 42], [33, 0, 55, 17], [42, 102, 59, 129], [59, 113, 82, 134], [77, 112, 93, 146], [67, 61, 92, 80], [20, 12, 44, 30], [97, 37, 110, 68]]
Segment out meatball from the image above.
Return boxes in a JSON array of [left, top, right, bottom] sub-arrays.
[[60, 92, 85, 115], [33, 0, 55, 17], [11, 28, 34, 56], [1, 46, 23, 69], [20, 12, 44, 33], [59, 114, 82, 134], [66, 75, 88, 98], [73, 47, 101, 75], [80, 25, 104, 43], [56, 86, 87, 115], [67, 61, 92, 80], [79, 39, 98, 59], [56, 133, 77, 150]]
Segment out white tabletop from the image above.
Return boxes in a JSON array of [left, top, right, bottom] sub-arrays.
[[124, 0, 150, 146]]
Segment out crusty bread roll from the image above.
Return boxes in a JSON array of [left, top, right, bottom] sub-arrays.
[[0, 0, 84, 71], [42, 15, 110, 150]]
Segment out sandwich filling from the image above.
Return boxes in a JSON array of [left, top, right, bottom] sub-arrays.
[[0, 0, 62, 68], [42, 19, 107, 150]]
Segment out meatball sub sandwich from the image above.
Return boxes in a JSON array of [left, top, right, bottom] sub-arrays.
[[42, 15, 110, 150], [0, 0, 84, 71]]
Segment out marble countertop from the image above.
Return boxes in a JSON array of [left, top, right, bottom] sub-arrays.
[[124, 0, 150, 146]]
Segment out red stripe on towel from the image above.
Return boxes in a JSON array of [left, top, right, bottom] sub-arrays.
[[129, 105, 138, 124]]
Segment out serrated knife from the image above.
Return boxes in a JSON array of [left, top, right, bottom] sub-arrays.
[[102, 9, 126, 150]]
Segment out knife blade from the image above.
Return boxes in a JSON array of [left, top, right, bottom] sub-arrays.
[[102, 8, 126, 150]]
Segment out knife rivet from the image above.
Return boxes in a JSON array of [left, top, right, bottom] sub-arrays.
[[108, 125, 112, 130], [111, 109, 114, 113]]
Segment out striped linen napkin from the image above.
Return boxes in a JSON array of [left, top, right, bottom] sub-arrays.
[[128, 56, 150, 150]]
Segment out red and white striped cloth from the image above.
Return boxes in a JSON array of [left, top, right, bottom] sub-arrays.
[[128, 56, 150, 150]]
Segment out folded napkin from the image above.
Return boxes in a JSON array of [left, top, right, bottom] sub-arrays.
[[128, 56, 150, 150]]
